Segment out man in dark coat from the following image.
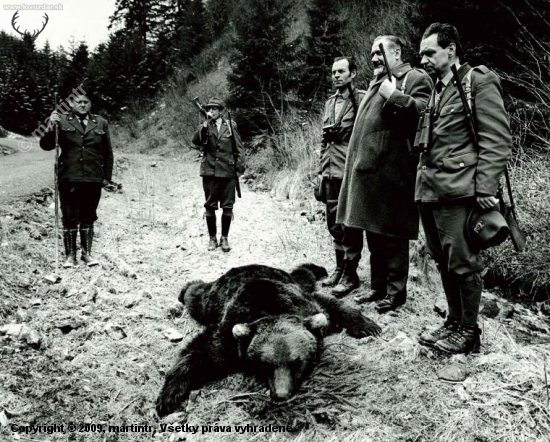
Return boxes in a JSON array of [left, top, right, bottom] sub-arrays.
[[318, 57, 366, 287], [333, 36, 432, 314], [40, 94, 114, 268], [416, 23, 512, 354], [192, 97, 245, 252]]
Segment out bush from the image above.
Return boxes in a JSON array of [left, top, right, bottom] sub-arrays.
[[485, 153, 550, 301]]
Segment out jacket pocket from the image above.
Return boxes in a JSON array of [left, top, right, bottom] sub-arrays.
[[61, 126, 76, 132], [438, 103, 465, 118], [442, 151, 477, 171], [353, 130, 389, 174], [93, 129, 106, 135]]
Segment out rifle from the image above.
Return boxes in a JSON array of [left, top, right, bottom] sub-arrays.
[[450, 64, 526, 252], [190, 96, 209, 119], [226, 110, 242, 198], [378, 42, 393, 81], [346, 82, 358, 115]]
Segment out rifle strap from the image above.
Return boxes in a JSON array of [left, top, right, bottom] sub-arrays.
[[400, 71, 411, 93], [464, 66, 518, 218]]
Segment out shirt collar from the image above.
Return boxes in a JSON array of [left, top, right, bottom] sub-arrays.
[[336, 87, 351, 99], [439, 62, 461, 87]]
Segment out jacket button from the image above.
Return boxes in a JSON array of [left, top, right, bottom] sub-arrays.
[[422, 165, 427, 170], [459, 162, 465, 167]]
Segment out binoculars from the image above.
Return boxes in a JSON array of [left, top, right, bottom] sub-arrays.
[[322, 124, 342, 143]]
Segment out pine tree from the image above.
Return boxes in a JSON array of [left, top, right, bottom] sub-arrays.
[[298, 0, 345, 103], [227, 0, 297, 135]]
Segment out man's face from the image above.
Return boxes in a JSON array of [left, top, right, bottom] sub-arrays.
[[206, 107, 221, 119], [419, 33, 453, 78], [331, 59, 356, 91], [371, 39, 400, 76], [71, 96, 91, 116]]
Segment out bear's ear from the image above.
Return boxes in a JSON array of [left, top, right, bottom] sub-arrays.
[[304, 313, 328, 333], [232, 323, 253, 340], [178, 280, 205, 305]]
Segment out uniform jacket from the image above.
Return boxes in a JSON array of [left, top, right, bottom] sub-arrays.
[[319, 87, 366, 179], [336, 63, 433, 239], [192, 119, 245, 178], [415, 63, 512, 202], [40, 112, 113, 183]]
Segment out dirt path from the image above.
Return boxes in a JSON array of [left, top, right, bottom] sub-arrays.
[[1, 150, 549, 442], [0, 138, 52, 204]]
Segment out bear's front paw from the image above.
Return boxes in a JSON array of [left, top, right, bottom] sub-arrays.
[[347, 313, 382, 338], [155, 383, 191, 417]]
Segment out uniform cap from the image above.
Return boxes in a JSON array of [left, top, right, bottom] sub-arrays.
[[466, 207, 510, 250], [203, 97, 224, 110]]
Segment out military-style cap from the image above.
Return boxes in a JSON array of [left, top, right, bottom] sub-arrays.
[[466, 207, 510, 250], [203, 97, 224, 110]]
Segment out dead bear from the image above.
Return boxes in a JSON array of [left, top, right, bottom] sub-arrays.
[[155, 263, 381, 417]]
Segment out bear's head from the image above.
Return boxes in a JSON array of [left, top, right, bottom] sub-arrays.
[[232, 313, 328, 401]]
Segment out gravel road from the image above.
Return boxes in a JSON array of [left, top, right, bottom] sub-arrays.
[[0, 138, 53, 204]]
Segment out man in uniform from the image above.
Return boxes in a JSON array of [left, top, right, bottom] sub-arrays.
[[416, 23, 512, 353], [318, 57, 366, 287], [192, 97, 245, 252], [334, 36, 432, 315], [41, 93, 114, 268]]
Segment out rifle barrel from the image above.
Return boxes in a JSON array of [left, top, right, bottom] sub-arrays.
[[379, 42, 392, 80]]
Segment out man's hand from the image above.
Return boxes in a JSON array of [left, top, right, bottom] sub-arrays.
[[379, 77, 397, 100], [102, 179, 111, 187], [48, 111, 61, 129], [476, 195, 499, 210]]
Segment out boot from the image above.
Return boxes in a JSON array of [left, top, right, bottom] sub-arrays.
[[208, 236, 218, 251], [332, 259, 360, 297], [206, 215, 217, 251], [418, 318, 460, 348], [62, 229, 77, 268], [322, 250, 344, 287], [220, 215, 232, 252], [220, 236, 231, 252], [375, 240, 409, 313], [434, 323, 481, 354], [80, 225, 99, 266], [376, 291, 407, 313]]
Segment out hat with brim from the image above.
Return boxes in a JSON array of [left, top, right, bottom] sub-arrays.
[[203, 97, 224, 110], [466, 207, 510, 250]]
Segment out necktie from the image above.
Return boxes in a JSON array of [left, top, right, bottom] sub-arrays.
[[79, 117, 86, 130]]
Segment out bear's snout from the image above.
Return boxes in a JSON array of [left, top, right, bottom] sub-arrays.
[[269, 367, 294, 401]]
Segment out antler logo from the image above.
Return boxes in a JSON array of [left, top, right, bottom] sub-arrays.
[[11, 11, 49, 41]]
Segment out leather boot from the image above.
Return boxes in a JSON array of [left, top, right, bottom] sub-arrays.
[[220, 215, 232, 252], [80, 225, 99, 266], [460, 272, 483, 325], [376, 291, 406, 313], [208, 236, 218, 251], [434, 323, 481, 354], [376, 240, 409, 313], [440, 267, 462, 320], [220, 236, 231, 252], [206, 216, 217, 251], [418, 318, 460, 348], [62, 229, 77, 268], [332, 259, 360, 297], [322, 249, 344, 287], [354, 251, 387, 303]]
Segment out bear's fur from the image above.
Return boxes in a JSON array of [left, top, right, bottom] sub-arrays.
[[155, 263, 381, 417]]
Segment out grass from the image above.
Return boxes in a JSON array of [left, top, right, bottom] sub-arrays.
[[1, 150, 550, 442]]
